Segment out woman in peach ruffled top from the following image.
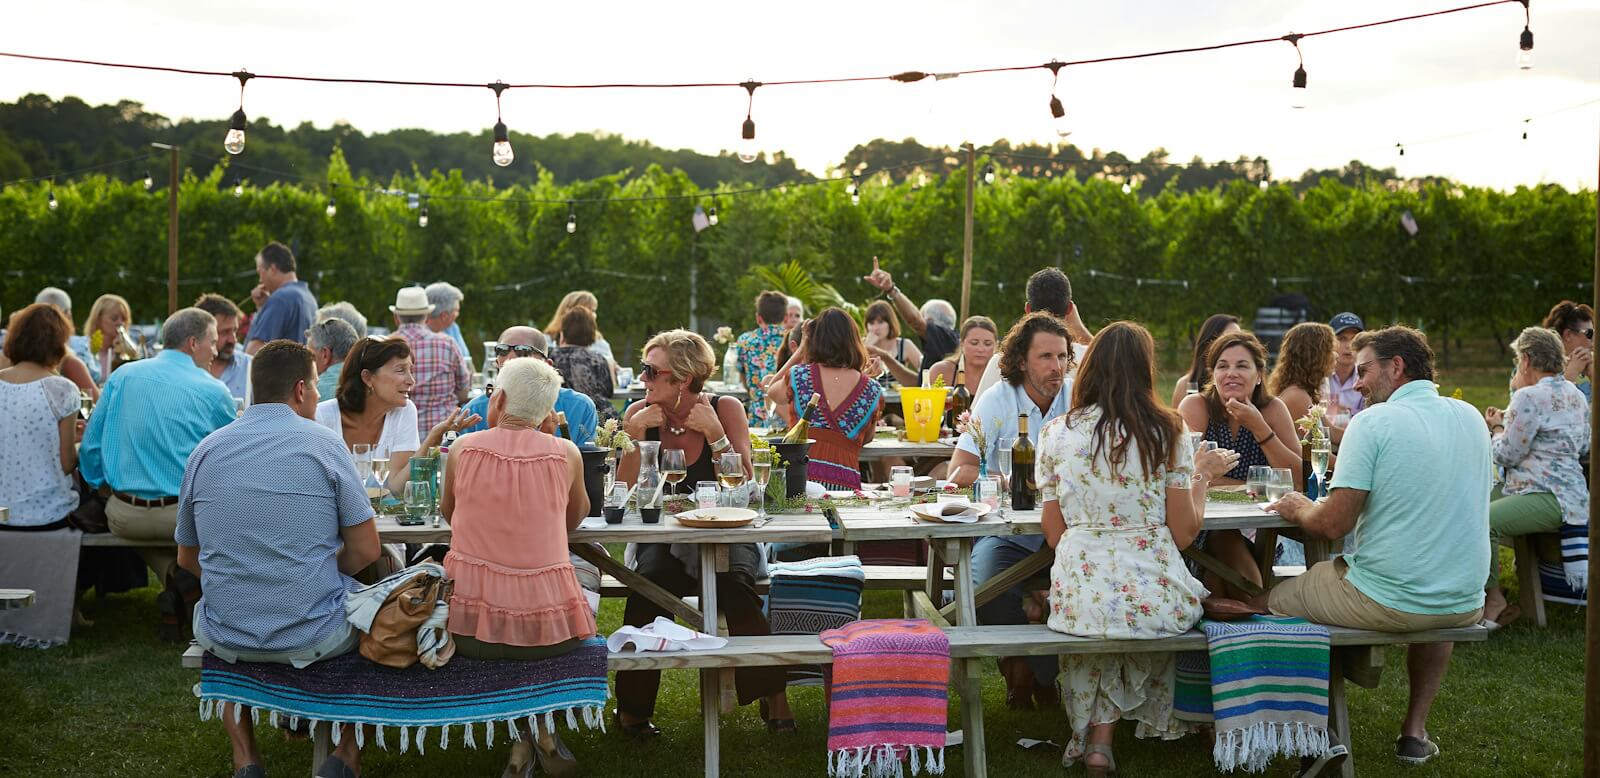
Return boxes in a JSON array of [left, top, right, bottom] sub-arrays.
[[440, 356, 593, 777]]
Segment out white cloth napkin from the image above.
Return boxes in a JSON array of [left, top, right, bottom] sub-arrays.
[[606, 616, 729, 653], [919, 499, 982, 523]]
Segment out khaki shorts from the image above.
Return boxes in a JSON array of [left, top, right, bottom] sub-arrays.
[[1268, 558, 1482, 632]]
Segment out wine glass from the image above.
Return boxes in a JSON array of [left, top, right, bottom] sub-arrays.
[[718, 451, 745, 507], [371, 454, 391, 499], [351, 443, 373, 488], [660, 449, 687, 494], [996, 435, 1016, 511], [1246, 465, 1272, 500], [402, 480, 432, 526], [751, 449, 774, 519]]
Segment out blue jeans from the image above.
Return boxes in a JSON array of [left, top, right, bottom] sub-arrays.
[[971, 535, 1057, 687]]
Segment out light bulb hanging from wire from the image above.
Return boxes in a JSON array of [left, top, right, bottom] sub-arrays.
[[143, 170, 154, 191], [1396, 143, 1405, 156], [418, 202, 429, 228], [1522, 118, 1530, 140], [47, 189, 57, 210], [983, 165, 996, 185], [1517, 0, 1534, 70], [326, 198, 337, 218], [708, 195, 719, 226], [223, 70, 253, 155], [1285, 35, 1308, 109], [233, 177, 243, 197], [736, 80, 761, 164], [566, 201, 577, 234], [848, 176, 860, 206], [488, 81, 514, 167], [1259, 178, 1270, 191], [1046, 61, 1070, 138]]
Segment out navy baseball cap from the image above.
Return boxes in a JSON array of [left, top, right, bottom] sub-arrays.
[[1329, 312, 1364, 334]]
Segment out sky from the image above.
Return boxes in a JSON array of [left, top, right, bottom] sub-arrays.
[[2, 0, 1597, 190]]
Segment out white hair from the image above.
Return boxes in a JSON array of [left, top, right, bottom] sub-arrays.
[[317, 301, 368, 338], [922, 299, 957, 331], [496, 356, 561, 424], [35, 287, 72, 314], [425, 282, 464, 317], [786, 296, 804, 314]]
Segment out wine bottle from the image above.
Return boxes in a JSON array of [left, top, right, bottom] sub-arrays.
[[1009, 413, 1036, 511], [556, 411, 571, 441], [782, 394, 820, 443], [948, 364, 971, 430]]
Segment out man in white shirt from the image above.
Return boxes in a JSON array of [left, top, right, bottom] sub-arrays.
[[947, 312, 1076, 710], [975, 267, 1092, 396]]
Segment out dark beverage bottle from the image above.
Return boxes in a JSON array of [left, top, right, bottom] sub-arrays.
[[947, 364, 971, 431], [556, 411, 571, 441], [1009, 413, 1036, 511]]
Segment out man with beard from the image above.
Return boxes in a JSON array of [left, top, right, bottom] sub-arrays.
[[195, 293, 250, 402]]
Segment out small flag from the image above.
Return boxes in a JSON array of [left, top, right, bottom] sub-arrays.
[[1400, 210, 1419, 236], [691, 206, 710, 233]]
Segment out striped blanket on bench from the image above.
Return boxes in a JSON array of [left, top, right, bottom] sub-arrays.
[[195, 636, 608, 753]]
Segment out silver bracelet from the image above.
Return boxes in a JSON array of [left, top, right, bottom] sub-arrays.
[[709, 435, 732, 454]]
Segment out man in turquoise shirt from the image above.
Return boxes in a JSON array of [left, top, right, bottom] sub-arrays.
[[1267, 325, 1489, 767], [461, 326, 598, 444], [80, 307, 237, 585]]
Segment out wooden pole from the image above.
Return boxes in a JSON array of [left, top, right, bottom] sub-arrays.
[[1586, 118, 1600, 778], [153, 143, 180, 315], [960, 144, 976, 323]]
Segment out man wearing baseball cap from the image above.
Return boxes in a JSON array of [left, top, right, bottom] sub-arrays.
[[1327, 312, 1366, 427]]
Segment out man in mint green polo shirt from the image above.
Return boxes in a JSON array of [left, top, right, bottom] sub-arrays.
[[1265, 325, 1489, 767]]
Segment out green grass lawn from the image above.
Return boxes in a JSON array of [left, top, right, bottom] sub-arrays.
[[1, 344, 1585, 776]]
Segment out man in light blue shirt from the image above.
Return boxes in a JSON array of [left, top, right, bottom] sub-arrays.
[[947, 312, 1077, 708], [462, 326, 598, 444], [80, 307, 236, 583], [307, 316, 359, 401], [177, 340, 378, 778], [245, 241, 317, 353], [195, 293, 251, 400], [1267, 325, 1489, 766]]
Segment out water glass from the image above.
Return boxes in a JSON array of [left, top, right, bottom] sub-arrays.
[[976, 476, 1003, 511], [1268, 467, 1295, 501], [695, 481, 719, 511], [1246, 465, 1273, 499], [402, 480, 432, 526], [890, 465, 914, 498]]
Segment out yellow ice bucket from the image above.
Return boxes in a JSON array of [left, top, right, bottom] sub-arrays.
[[899, 387, 946, 443]]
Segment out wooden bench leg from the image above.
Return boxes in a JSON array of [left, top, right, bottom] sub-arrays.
[[1327, 650, 1354, 778], [958, 658, 988, 778], [310, 721, 332, 778], [1512, 535, 1547, 627]]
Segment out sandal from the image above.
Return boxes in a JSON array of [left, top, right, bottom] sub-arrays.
[[1480, 604, 1521, 632], [500, 740, 533, 778], [533, 730, 579, 777], [1083, 743, 1118, 777], [758, 698, 799, 734], [613, 709, 662, 739], [1297, 732, 1349, 776]]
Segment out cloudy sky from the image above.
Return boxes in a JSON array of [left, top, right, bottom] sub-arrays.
[[3, 0, 1597, 189]]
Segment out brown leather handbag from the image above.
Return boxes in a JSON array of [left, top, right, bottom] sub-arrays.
[[358, 573, 452, 669]]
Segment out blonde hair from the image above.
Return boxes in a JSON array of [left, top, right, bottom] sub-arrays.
[[83, 294, 131, 339], [641, 329, 715, 393], [544, 291, 601, 338], [496, 356, 562, 424]]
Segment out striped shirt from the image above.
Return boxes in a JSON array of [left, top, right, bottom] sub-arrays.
[[79, 349, 237, 498], [175, 403, 375, 653], [396, 323, 470, 438]]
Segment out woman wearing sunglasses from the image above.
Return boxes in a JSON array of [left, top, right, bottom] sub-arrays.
[[611, 329, 796, 738], [1541, 300, 1594, 399]]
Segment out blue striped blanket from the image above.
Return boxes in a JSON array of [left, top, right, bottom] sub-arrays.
[[195, 636, 609, 753], [767, 555, 864, 687], [1172, 617, 1330, 773], [1558, 521, 1588, 598]]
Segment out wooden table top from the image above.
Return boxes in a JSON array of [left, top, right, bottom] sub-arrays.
[[830, 498, 1288, 541], [858, 438, 956, 461], [372, 510, 834, 545]]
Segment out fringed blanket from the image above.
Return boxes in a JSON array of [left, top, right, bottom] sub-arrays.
[[1540, 560, 1588, 605], [1172, 617, 1331, 773], [820, 619, 949, 778], [195, 636, 608, 753], [1559, 521, 1588, 596], [769, 556, 864, 687]]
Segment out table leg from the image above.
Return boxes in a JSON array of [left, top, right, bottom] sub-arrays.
[[958, 658, 988, 778], [951, 538, 977, 628], [924, 541, 944, 605], [699, 545, 721, 778], [572, 543, 704, 630], [1327, 649, 1354, 778]]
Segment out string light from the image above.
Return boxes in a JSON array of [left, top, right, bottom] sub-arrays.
[[418, 200, 429, 228], [847, 176, 860, 205], [1522, 118, 1529, 140], [1259, 178, 1270, 191], [1517, 0, 1534, 70], [566, 201, 577, 233], [325, 198, 337, 218], [224, 70, 253, 155], [983, 165, 996, 185], [1397, 142, 1405, 156], [1285, 35, 1308, 109], [47, 189, 57, 210], [488, 81, 514, 167], [1121, 180, 1133, 194], [737, 80, 761, 164], [233, 177, 243, 197], [142, 170, 153, 190], [708, 195, 719, 226], [1046, 61, 1069, 137]]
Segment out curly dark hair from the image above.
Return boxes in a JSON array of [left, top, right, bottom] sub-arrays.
[[998, 312, 1073, 386], [336, 336, 412, 414], [1542, 300, 1595, 338], [1201, 331, 1271, 422], [1268, 322, 1335, 401], [4, 303, 72, 368]]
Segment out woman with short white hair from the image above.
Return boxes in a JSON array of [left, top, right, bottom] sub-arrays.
[[440, 356, 593, 775]]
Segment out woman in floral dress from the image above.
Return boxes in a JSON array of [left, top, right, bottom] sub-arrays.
[[1038, 322, 1237, 775]]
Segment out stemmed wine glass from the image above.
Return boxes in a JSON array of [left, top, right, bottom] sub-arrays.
[[996, 436, 1016, 514], [718, 452, 745, 508], [751, 449, 774, 520], [660, 449, 687, 495]]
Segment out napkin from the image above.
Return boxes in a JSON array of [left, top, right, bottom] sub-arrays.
[[918, 500, 982, 523], [606, 616, 729, 653]]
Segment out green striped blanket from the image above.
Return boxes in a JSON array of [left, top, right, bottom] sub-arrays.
[[1173, 616, 1331, 773]]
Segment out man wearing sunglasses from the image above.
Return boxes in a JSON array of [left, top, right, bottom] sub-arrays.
[[458, 326, 599, 445], [1541, 300, 1594, 399]]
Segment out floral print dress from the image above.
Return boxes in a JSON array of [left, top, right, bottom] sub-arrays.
[[1495, 375, 1590, 526], [1037, 407, 1209, 766]]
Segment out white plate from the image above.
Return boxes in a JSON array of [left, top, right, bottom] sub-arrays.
[[675, 507, 759, 528], [910, 502, 993, 523]]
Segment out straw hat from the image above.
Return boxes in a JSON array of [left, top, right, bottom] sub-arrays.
[[389, 286, 432, 316]]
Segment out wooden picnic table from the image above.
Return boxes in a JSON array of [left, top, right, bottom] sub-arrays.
[[857, 437, 956, 461], [0, 588, 37, 610], [614, 381, 748, 403]]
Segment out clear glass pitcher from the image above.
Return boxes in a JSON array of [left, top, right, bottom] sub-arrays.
[[635, 440, 662, 507]]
